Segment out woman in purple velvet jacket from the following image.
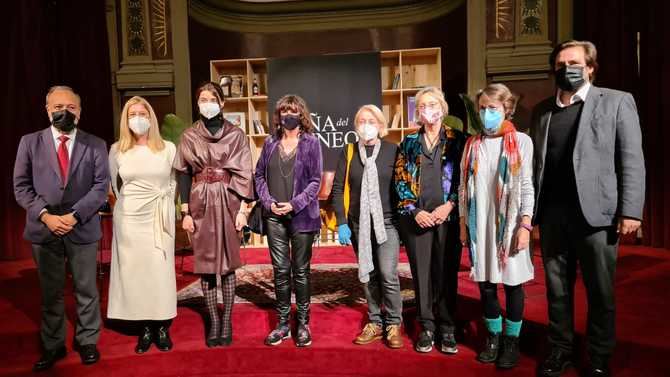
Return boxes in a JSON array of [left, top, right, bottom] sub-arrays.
[[254, 94, 322, 348]]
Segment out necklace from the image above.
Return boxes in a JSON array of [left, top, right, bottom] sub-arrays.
[[278, 144, 296, 178], [424, 131, 440, 151]]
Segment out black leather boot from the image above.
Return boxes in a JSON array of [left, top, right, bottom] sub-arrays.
[[477, 332, 500, 363], [135, 326, 153, 354], [154, 323, 173, 352], [497, 335, 520, 368]]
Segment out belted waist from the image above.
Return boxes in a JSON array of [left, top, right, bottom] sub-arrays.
[[195, 167, 231, 184]]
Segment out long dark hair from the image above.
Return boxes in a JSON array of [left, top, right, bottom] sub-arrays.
[[194, 81, 224, 119], [271, 94, 313, 138]]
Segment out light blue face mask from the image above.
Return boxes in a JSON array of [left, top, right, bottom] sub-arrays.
[[479, 108, 504, 134]]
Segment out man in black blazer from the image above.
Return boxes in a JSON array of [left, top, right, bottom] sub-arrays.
[[13, 86, 110, 371], [531, 41, 645, 377]]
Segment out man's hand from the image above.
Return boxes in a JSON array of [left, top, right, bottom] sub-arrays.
[[414, 210, 436, 228], [61, 213, 78, 227], [41, 213, 74, 236], [617, 218, 641, 235]]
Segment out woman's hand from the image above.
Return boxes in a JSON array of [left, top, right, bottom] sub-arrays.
[[182, 215, 195, 233], [514, 227, 530, 254], [338, 224, 352, 245], [235, 212, 247, 231], [270, 202, 283, 216], [274, 202, 293, 216], [415, 210, 436, 228], [431, 202, 453, 225]]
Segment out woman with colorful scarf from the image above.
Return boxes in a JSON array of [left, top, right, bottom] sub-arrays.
[[458, 83, 535, 369], [394, 87, 466, 354]]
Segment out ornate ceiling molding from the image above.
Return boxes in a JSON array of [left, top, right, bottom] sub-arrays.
[[190, 0, 465, 33]]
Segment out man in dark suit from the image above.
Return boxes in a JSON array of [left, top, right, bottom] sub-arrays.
[[13, 86, 110, 371], [531, 41, 645, 377]]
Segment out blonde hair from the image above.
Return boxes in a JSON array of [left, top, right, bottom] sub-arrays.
[[414, 86, 449, 126], [117, 96, 165, 153], [354, 104, 389, 138], [475, 83, 519, 120]]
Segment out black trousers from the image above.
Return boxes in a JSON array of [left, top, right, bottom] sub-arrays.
[[32, 237, 101, 351], [398, 215, 461, 333], [539, 204, 618, 361], [265, 216, 315, 325]]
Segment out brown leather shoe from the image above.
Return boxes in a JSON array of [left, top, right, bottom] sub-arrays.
[[354, 323, 383, 345], [386, 324, 404, 349]]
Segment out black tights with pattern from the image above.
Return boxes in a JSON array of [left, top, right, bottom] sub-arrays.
[[201, 272, 236, 340]]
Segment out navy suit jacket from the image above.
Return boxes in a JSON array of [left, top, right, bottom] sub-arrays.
[[13, 127, 110, 244]]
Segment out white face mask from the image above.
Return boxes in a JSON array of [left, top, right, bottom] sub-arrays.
[[128, 116, 151, 135], [199, 102, 221, 119], [357, 123, 379, 141]]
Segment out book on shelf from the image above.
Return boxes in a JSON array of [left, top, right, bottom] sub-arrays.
[[253, 119, 265, 134], [391, 73, 400, 89], [406, 96, 416, 126], [390, 113, 400, 129]]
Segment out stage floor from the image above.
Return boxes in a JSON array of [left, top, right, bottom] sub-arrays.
[[0, 244, 668, 376]]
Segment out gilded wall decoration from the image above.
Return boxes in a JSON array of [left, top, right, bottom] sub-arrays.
[[150, 0, 173, 59], [487, 0, 515, 43], [127, 0, 147, 56]]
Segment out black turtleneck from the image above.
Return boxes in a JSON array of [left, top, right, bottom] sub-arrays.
[[203, 115, 223, 136]]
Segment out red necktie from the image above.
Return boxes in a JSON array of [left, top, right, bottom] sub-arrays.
[[57, 135, 70, 182]]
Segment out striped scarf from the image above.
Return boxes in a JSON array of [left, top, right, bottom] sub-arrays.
[[461, 121, 521, 270]]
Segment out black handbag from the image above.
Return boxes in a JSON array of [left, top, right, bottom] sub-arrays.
[[247, 202, 265, 235]]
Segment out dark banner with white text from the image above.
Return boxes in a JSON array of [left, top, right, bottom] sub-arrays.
[[268, 52, 381, 170]]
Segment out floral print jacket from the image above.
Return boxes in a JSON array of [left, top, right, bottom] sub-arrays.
[[394, 126, 466, 220]]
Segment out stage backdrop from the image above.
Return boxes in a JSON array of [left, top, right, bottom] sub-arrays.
[[267, 52, 381, 171]]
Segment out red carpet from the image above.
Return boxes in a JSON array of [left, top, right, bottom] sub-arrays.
[[0, 245, 668, 376]]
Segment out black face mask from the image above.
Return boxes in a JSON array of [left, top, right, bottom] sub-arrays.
[[280, 115, 301, 131], [51, 110, 77, 132], [555, 65, 586, 92]]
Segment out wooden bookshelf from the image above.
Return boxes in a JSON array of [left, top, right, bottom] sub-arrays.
[[209, 47, 441, 246]]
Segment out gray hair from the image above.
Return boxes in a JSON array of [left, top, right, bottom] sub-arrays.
[[46, 85, 81, 106]]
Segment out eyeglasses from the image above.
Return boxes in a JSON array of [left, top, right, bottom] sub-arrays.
[[417, 102, 440, 111]]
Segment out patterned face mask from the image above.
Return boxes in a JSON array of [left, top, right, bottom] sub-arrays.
[[419, 108, 443, 125]]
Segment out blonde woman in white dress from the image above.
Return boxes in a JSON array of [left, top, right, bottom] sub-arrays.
[[107, 96, 177, 354]]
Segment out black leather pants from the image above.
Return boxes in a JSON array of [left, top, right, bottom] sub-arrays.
[[265, 216, 315, 325]]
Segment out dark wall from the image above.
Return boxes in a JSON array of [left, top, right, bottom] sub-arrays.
[[188, 4, 467, 119], [1, 0, 114, 260], [574, 0, 669, 249]]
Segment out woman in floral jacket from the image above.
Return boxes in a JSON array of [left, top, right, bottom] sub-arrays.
[[394, 87, 466, 354]]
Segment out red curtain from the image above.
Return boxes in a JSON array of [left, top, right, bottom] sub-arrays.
[[575, 0, 669, 249], [1, 1, 115, 260]]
